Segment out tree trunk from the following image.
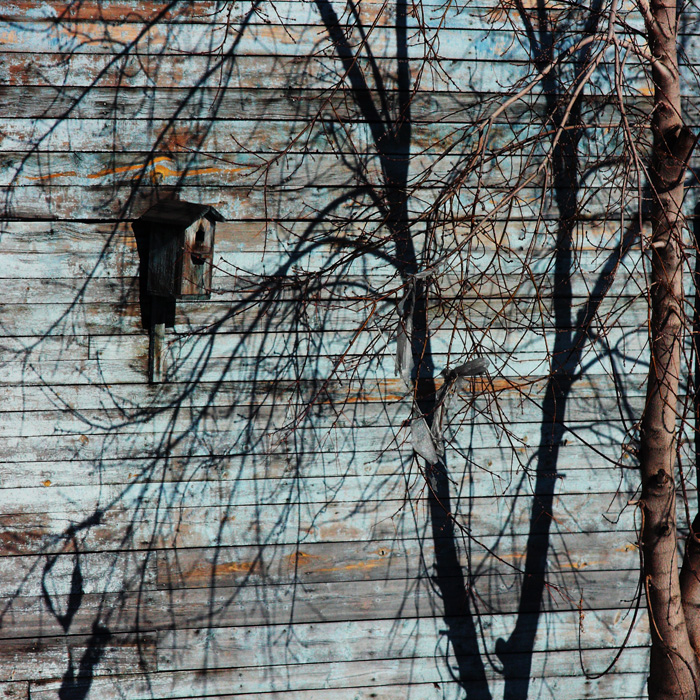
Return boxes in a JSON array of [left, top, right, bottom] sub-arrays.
[[639, 1, 698, 697]]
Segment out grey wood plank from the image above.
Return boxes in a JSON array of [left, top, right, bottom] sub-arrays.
[[0, 373, 650, 413], [157, 611, 650, 668], [152, 531, 643, 591], [0, 0, 662, 28], [0, 488, 641, 557], [0, 464, 652, 515], [0, 683, 27, 700], [0, 548, 156, 599], [0, 182, 644, 224], [0, 407, 648, 467], [27, 663, 649, 700], [0, 389, 645, 443], [0, 23, 608, 63], [0, 88, 665, 125], [0, 52, 551, 92], [109, 684, 645, 700], [0, 532, 641, 603], [0, 631, 156, 681], [0, 291, 658, 336], [0, 569, 649, 640]]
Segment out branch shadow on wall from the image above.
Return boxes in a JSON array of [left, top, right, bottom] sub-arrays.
[[0, 1, 666, 699]]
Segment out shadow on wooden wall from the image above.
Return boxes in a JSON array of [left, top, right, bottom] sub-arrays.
[[0, 1, 667, 699]]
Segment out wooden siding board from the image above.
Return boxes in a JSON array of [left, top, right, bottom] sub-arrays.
[[156, 613, 651, 668], [0, 448, 641, 494], [0, 23, 614, 61], [0, 424, 646, 472], [3, 0, 690, 696], [0, 219, 655, 264], [0, 684, 27, 700], [151, 533, 643, 590], [0, 494, 640, 558], [0, 534, 642, 607], [0, 53, 551, 92], [0, 574, 648, 640], [0, 377, 650, 416], [0, 632, 156, 680], [0, 395, 649, 445], [0, 88, 679, 125], [0, 466, 655, 516], [27, 667, 649, 700], [0, 292, 660, 333], [0, 115, 646, 157], [0, 0, 664, 26]]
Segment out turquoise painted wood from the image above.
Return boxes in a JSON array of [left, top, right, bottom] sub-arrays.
[[3, 1, 700, 699]]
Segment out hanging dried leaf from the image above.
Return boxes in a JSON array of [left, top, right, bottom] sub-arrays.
[[441, 357, 490, 383], [395, 315, 414, 385], [411, 415, 439, 464]]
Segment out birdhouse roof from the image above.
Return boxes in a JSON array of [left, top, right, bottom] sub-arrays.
[[135, 200, 224, 228]]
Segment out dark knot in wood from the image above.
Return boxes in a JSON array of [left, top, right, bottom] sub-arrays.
[[649, 468, 670, 489]]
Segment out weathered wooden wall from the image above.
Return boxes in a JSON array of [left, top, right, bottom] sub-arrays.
[[1, 0, 695, 698]]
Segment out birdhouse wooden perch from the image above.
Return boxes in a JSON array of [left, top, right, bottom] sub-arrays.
[[132, 200, 224, 383]]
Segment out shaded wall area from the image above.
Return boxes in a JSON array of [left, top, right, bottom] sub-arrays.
[[0, 1, 694, 698]]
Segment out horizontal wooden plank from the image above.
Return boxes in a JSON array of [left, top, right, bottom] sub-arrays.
[[157, 611, 650, 669], [1, 149, 567, 190], [0, 373, 651, 413], [0, 389, 648, 459], [0, 87, 686, 127], [0, 1, 229, 23], [154, 531, 642, 590], [0, 631, 156, 681], [0, 486, 643, 557], [0, 588, 151, 639], [0, 0, 664, 29], [0, 184, 598, 222], [0, 548, 155, 599], [0, 222, 649, 269], [0, 281, 661, 334], [0, 443, 647, 493], [0, 51, 667, 112], [0, 567, 649, 641], [0, 88, 586, 125], [0, 116, 486, 155], [0, 52, 553, 93], [0, 216, 657, 251], [0, 270, 651, 307], [0, 22, 620, 63], [0, 530, 640, 603], [0, 387, 650, 440], [0, 461, 653, 516], [0, 319, 653, 367], [0, 354, 653, 389], [26, 679, 650, 700], [0, 406, 647, 468], [28, 661, 649, 700], [0, 333, 655, 392], [0, 683, 26, 700], [145, 568, 648, 621]]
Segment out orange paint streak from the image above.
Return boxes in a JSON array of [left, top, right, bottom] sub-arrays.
[[27, 170, 77, 182], [307, 559, 385, 575], [27, 156, 243, 183], [183, 560, 262, 582]]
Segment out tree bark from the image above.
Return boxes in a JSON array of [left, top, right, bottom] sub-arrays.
[[639, 0, 698, 697]]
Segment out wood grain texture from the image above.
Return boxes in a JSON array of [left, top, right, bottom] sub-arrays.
[[3, 0, 692, 697]]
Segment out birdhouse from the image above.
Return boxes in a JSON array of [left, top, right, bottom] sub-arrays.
[[134, 200, 224, 300], [132, 200, 224, 383]]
